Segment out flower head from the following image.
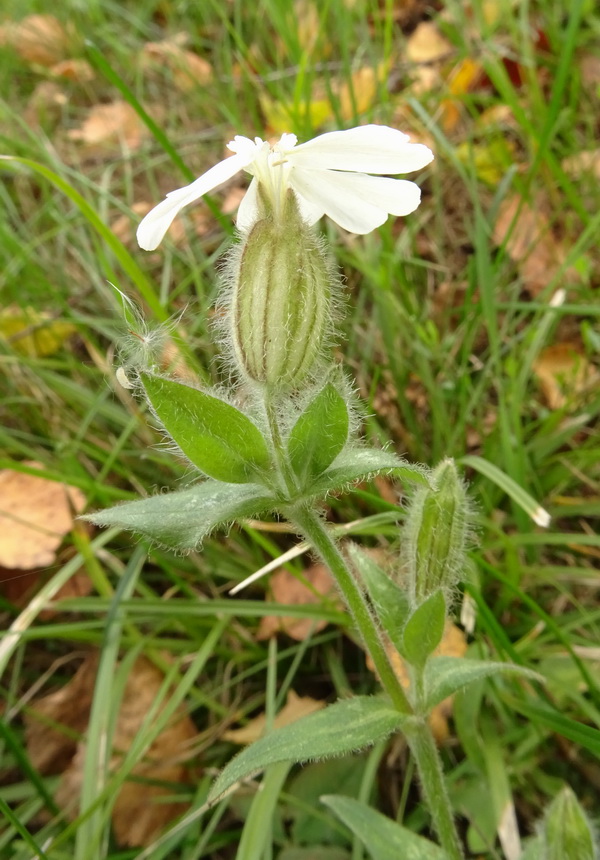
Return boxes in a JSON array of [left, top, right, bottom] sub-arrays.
[[136, 124, 434, 250]]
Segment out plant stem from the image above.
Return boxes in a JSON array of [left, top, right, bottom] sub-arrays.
[[292, 505, 464, 858], [407, 720, 464, 860], [264, 394, 298, 497], [289, 503, 412, 715]]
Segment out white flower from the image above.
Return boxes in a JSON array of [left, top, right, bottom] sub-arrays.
[[136, 124, 434, 250]]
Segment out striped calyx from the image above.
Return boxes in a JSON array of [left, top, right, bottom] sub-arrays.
[[229, 190, 331, 390]]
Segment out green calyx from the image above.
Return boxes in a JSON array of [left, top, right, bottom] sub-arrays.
[[228, 189, 332, 391], [402, 457, 472, 606]]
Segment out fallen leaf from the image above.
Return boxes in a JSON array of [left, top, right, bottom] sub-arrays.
[[455, 136, 517, 186], [141, 37, 212, 92], [257, 564, 341, 641], [68, 100, 150, 154], [580, 54, 600, 89], [493, 195, 579, 296], [0, 14, 71, 66], [261, 64, 386, 135], [441, 57, 484, 132], [0, 305, 75, 356], [562, 149, 600, 179], [533, 343, 598, 410], [366, 622, 467, 743], [223, 690, 325, 745], [294, 0, 323, 56], [24, 81, 68, 127], [0, 463, 85, 569], [25, 653, 198, 847], [406, 22, 452, 64], [49, 58, 94, 82]]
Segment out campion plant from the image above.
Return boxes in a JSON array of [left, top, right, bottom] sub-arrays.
[[88, 126, 551, 859]]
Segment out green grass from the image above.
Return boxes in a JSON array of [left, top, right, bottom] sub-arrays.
[[1, 0, 599, 857]]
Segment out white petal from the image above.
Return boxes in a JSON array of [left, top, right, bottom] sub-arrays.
[[292, 189, 325, 226], [290, 169, 423, 233], [136, 152, 250, 250], [235, 177, 261, 232], [289, 124, 434, 175]]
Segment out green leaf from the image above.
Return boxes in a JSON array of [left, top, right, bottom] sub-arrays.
[[402, 591, 446, 671], [288, 384, 349, 483], [321, 795, 448, 860], [424, 657, 543, 711], [84, 481, 275, 552], [347, 545, 409, 654], [141, 373, 272, 483], [307, 448, 429, 499], [208, 697, 407, 804]]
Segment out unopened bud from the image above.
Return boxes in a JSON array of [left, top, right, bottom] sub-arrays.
[[402, 458, 472, 606], [226, 190, 332, 390], [543, 786, 597, 860]]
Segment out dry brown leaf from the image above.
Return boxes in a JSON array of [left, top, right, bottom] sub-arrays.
[[68, 101, 149, 153], [441, 57, 483, 132], [257, 564, 341, 641], [223, 690, 325, 745], [24, 80, 68, 127], [580, 54, 600, 88], [366, 622, 467, 744], [533, 344, 598, 410], [26, 653, 198, 847], [0, 464, 85, 569], [294, 0, 323, 56], [141, 37, 212, 92], [0, 14, 71, 66], [562, 149, 600, 179], [49, 58, 94, 82], [406, 22, 452, 64], [493, 195, 578, 296]]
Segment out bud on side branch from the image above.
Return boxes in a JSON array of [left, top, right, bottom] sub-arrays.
[[402, 458, 472, 607]]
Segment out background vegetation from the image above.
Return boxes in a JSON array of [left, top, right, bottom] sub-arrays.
[[0, 0, 599, 858]]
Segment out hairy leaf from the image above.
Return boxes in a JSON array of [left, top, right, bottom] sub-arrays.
[[288, 384, 349, 484], [142, 373, 272, 483], [85, 481, 275, 551], [208, 696, 407, 803], [424, 657, 543, 711], [403, 590, 446, 670], [307, 448, 429, 499], [321, 795, 448, 860]]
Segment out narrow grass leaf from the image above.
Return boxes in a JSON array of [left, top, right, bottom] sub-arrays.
[[208, 697, 407, 803], [321, 794, 448, 860], [85, 481, 276, 552], [461, 455, 550, 527], [506, 700, 600, 758], [0, 156, 165, 320], [0, 796, 50, 860]]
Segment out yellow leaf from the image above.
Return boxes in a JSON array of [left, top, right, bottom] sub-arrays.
[[455, 137, 516, 186], [0, 305, 75, 357]]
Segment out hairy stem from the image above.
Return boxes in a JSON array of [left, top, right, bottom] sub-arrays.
[[289, 503, 412, 715], [406, 720, 464, 860]]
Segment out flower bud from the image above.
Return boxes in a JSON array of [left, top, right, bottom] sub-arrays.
[[543, 786, 597, 860], [402, 458, 472, 606], [226, 190, 332, 390]]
